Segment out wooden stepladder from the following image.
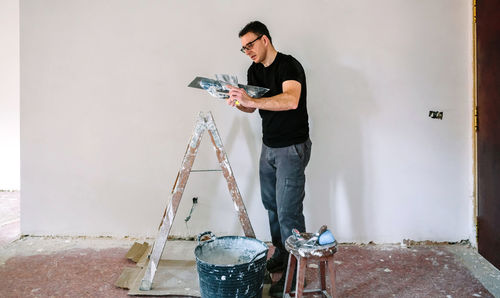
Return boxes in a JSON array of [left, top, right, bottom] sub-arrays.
[[140, 111, 255, 291]]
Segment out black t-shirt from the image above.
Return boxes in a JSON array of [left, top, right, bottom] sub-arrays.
[[247, 52, 309, 148]]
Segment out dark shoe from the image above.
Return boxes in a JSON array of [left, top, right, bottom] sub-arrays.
[[266, 254, 288, 273], [269, 273, 286, 298]]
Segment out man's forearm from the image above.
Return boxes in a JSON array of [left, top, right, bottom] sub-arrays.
[[249, 92, 298, 111]]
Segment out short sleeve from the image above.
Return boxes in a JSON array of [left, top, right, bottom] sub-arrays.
[[279, 56, 303, 84]]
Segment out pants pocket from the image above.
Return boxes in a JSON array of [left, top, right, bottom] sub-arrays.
[[290, 140, 311, 168]]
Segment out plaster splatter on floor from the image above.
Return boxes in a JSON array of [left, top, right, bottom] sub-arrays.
[[0, 238, 495, 297]]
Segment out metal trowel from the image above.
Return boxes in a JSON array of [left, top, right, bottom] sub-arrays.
[[188, 74, 269, 101]]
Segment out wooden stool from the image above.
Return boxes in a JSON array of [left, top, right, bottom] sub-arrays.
[[283, 233, 337, 298]]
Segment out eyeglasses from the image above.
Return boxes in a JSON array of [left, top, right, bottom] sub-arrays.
[[240, 35, 263, 53]]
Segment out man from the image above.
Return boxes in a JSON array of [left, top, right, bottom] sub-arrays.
[[227, 21, 311, 296]]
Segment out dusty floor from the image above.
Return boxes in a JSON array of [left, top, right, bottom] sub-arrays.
[[0, 191, 20, 247], [1, 191, 499, 297]]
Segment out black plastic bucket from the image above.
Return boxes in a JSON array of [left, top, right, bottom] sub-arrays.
[[194, 231, 269, 298]]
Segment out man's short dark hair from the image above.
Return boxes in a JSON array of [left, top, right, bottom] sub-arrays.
[[238, 21, 272, 44]]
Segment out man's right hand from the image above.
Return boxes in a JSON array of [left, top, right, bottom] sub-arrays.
[[226, 85, 256, 113]]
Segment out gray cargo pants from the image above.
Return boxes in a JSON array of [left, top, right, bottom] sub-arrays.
[[259, 138, 312, 258]]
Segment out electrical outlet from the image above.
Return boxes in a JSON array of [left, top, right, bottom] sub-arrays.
[[429, 111, 443, 120]]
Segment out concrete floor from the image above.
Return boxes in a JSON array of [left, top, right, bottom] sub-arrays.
[[1, 191, 499, 297]]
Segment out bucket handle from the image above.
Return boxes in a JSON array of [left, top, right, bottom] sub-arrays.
[[250, 250, 268, 263], [197, 231, 216, 245]]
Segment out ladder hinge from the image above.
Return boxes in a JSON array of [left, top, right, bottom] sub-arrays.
[[474, 106, 479, 131]]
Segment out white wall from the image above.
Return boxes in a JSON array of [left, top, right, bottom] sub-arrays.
[[20, 0, 474, 244], [0, 0, 20, 190]]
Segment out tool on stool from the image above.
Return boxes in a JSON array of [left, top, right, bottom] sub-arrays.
[[292, 225, 336, 247], [319, 229, 335, 245]]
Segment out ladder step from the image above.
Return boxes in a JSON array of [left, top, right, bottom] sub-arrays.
[[190, 169, 222, 172]]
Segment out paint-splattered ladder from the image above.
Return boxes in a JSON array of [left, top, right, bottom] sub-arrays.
[[139, 111, 255, 291]]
